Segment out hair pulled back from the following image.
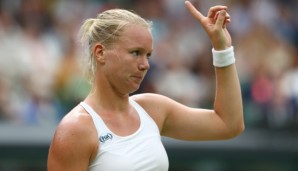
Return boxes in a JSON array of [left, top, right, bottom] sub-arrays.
[[79, 9, 152, 83]]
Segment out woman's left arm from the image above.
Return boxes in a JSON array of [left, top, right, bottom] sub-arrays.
[[132, 1, 244, 141]]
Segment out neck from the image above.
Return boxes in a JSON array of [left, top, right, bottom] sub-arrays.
[[84, 77, 130, 112]]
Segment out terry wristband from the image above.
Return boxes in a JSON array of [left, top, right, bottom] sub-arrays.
[[212, 46, 235, 67]]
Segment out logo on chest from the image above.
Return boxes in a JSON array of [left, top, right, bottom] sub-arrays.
[[99, 133, 113, 143]]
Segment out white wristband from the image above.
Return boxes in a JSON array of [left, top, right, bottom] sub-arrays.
[[212, 46, 235, 67]]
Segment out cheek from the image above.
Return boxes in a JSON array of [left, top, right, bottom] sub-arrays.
[[105, 56, 127, 77], [105, 52, 122, 68], [109, 53, 133, 70], [104, 50, 135, 75], [112, 53, 122, 63]]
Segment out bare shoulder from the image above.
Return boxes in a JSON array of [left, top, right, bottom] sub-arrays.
[[132, 93, 169, 114], [131, 93, 182, 131], [132, 93, 172, 106], [131, 93, 186, 112], [48, 105, 98, 170], [53, 105, 97, 146]]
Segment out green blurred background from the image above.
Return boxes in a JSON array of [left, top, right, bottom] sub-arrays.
[[0, 0, 298, 170]]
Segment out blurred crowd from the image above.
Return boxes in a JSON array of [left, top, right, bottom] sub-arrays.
[[0, 0, 297, 130]]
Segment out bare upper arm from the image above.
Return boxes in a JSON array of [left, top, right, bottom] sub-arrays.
[[132, 93, 230, 141], [47, 108, 98, 171]]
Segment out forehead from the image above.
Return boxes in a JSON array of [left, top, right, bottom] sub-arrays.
[[118, 24, 153, 49]]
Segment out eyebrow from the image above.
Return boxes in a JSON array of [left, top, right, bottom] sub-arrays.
[[128, 47, 153, 53]]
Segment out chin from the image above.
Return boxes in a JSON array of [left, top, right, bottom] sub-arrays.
[[129, 85, 141, 94]]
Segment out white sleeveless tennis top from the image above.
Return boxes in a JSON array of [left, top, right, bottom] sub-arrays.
[[80, 98, 169, 171]]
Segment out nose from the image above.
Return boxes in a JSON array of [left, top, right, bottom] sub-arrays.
[[138, 57, 150, 71]]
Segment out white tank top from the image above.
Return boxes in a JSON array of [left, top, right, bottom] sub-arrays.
[[80, 98, 169, 171]]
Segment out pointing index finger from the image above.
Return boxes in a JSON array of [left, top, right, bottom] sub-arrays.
[[185, 1, 205, 23]]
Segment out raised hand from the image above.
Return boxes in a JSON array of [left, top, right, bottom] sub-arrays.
[[185, 1, 232, 50]]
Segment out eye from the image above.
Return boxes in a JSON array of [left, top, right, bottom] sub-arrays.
[[131, 50, 141, 57], [146, 52, 152, 59]]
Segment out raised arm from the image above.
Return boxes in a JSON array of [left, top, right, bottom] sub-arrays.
[[133, 1, 244, 141]]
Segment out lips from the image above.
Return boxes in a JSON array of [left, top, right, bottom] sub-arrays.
[[132, 75, 143, 80], [131, 75, 144, 81]]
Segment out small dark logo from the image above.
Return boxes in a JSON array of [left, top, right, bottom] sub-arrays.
[[99, 133, 113, 143]]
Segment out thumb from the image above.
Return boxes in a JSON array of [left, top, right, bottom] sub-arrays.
[[215, 10, 226, 28]]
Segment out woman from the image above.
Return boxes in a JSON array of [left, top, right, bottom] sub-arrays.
[[48, 1, 244, 171]]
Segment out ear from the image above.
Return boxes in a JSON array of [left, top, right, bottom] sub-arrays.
[[93, 43, 105, 64]]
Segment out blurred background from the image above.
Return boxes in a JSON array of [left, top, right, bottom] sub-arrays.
[[0, 0, 297, 170]]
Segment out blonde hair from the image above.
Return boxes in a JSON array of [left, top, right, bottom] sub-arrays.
[[79, 9, 152, 83]]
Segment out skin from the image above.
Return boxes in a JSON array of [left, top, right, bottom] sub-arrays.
[[47, 1, 244, 171]]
